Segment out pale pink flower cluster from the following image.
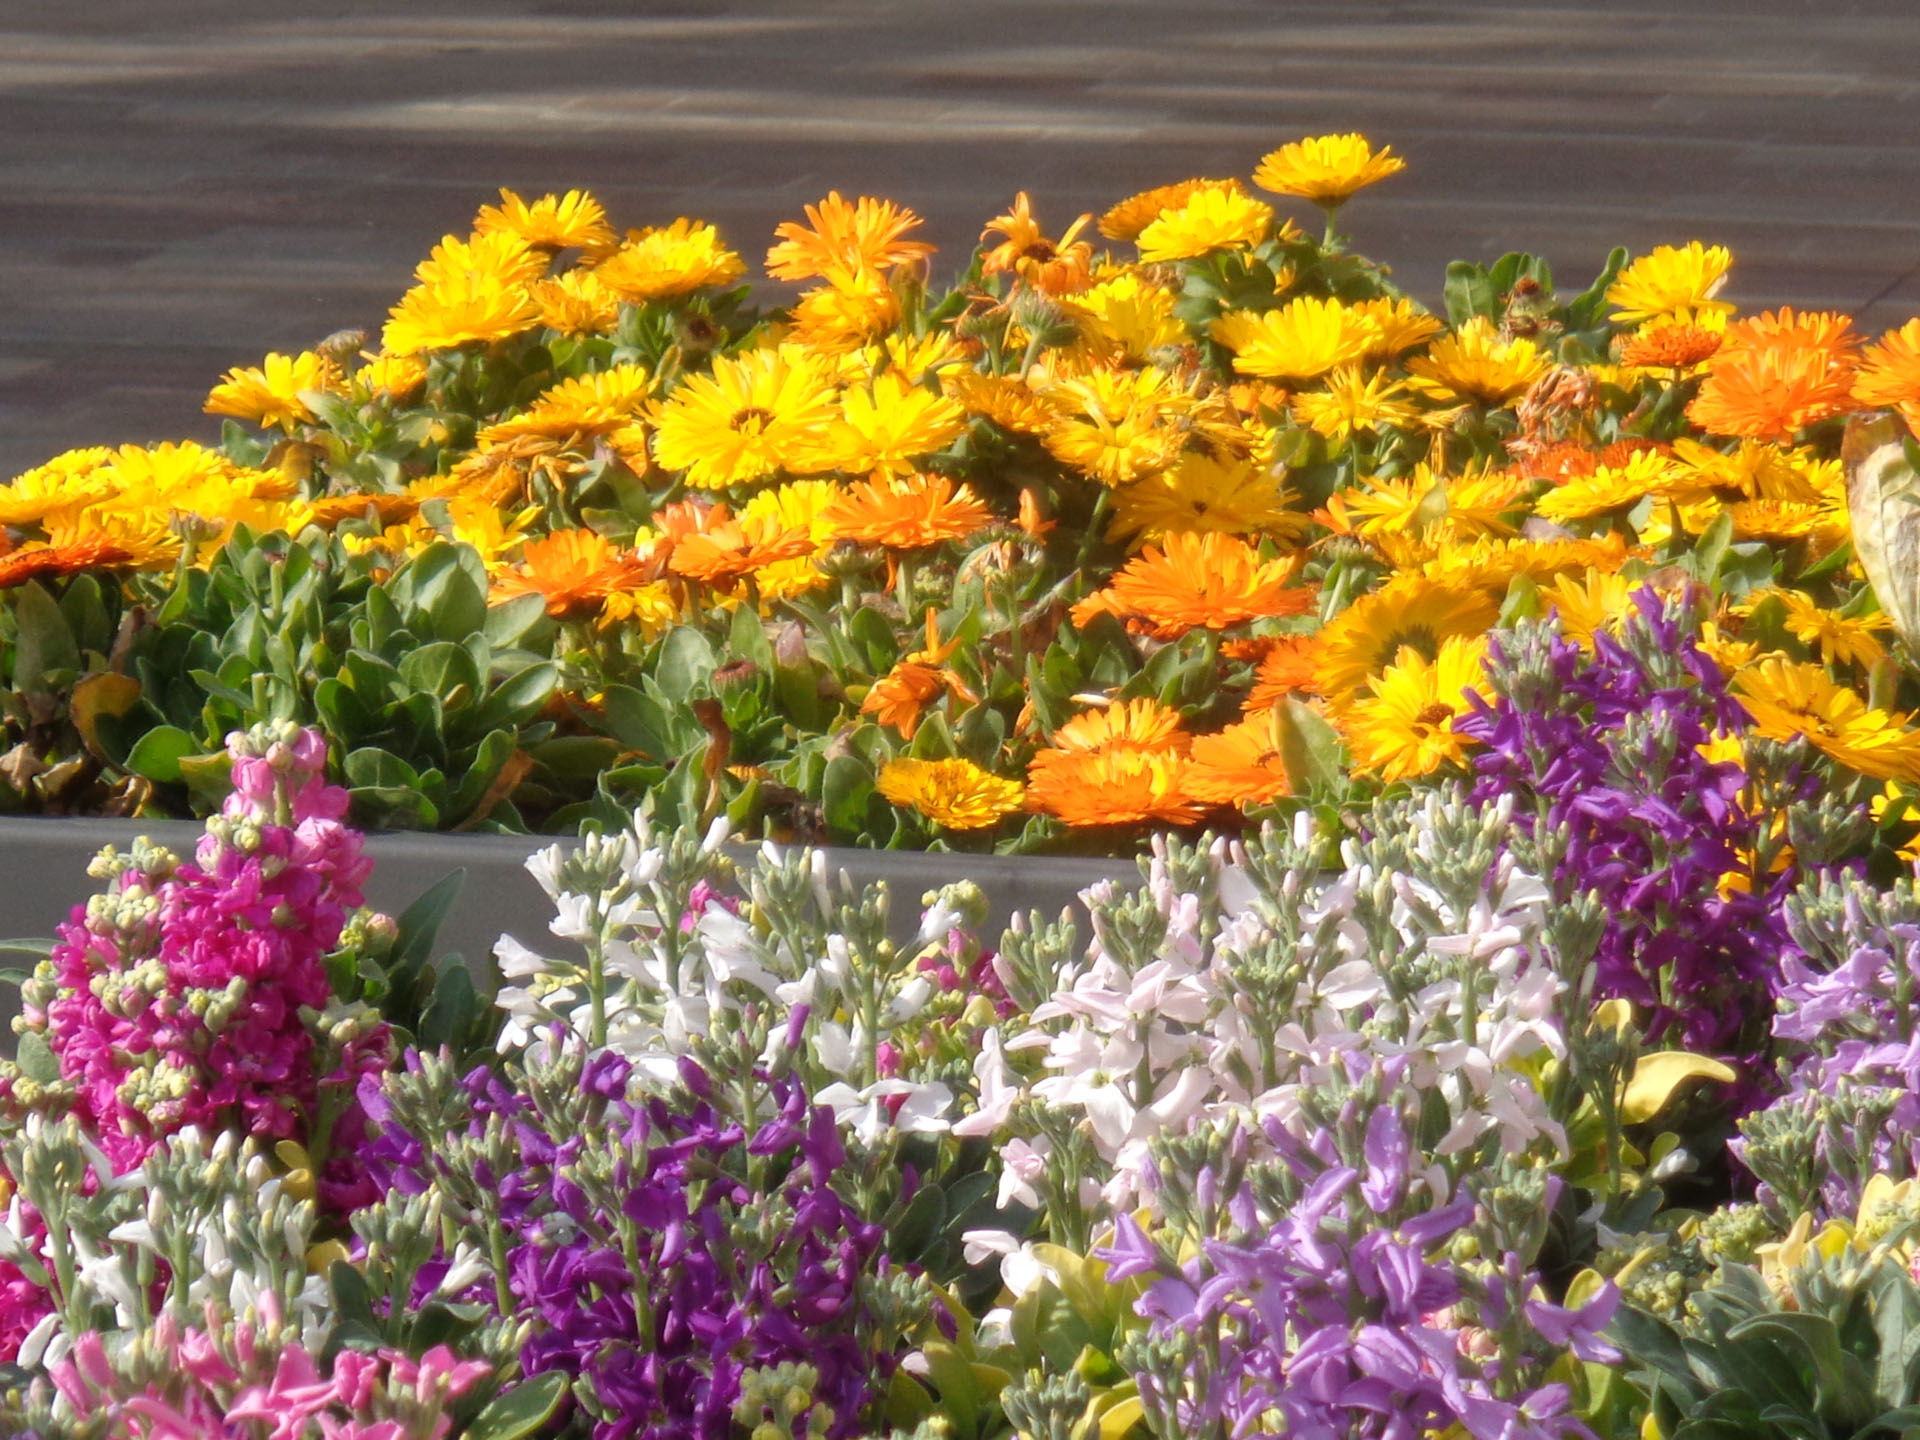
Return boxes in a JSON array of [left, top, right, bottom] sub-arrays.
[[30, 725, 379, 1172], [50, 1295, 488, 1439]]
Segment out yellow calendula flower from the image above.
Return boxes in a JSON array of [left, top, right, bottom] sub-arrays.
[[382, 274, 542, 354], [790, 269, 901, 355], [1212, 297, 1374, 384], [1541, 568, 1635, 650], [355, 353, 428, 404], [1040, 367, 1194, 487], [529, 269, 623, 335], [205, 350, 342, 433], [1315, 575, 1500, 710], [1352, 297, 1444, 360], [1097, 178, 1228, 242], [1108, 451, 1304, 548], [813, 371, 965, 477], [1404, 317, 1549, 407], [1291, 365, 1419, 442], [942, 371, 1059, 435], [1135, 184, 1275, 263], [737, 478, 842, 602], [1343, 634, 1489, 782], [1068, 271, 1186, 364], [1733, 656, 1920, 782], [593, 219, 746, 303], [876, 757, 1025, 831], [1533, 449, 1682, 524], [0, 448, 117, 528], [1746, 587, 1890, 670], [474, 188, 618, 253], [480, 363, 653, 448], [1606, 242, 1736, 326], [649, 344, 839, 489], [1252, 132, 1406, 207], [414, 229, 548, 289]]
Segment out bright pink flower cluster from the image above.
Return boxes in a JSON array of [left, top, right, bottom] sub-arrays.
[[28, 725, 380, 1172], [50, 1296, 489, 1439]]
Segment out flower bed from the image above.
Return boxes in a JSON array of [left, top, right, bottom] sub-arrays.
[[8, 129, 1920, 1436]]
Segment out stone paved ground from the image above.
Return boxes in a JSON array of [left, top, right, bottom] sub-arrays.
[[6, 0, 1920, 476]]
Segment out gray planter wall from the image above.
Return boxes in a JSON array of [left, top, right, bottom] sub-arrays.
[[0, 818, 1137, 1053]]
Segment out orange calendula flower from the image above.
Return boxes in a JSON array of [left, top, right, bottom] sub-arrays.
[[980, 192, 1095, 294], [1853, 317, 1920, 437], [664, 508, 815, 586], [1078, 532, 1313, 638], [1245, 634, 1325, 711], [821, 472, 993, 550], [1026, 747, 1203, 828], [766, 192, 935, 283], [877, 757, 1025, 831], [491, 529, 649, 621], [1184, 708, 1291, 806], [1686, 307, 1859, 442], [1621, 322, 1724, 372], [862, 663, 950, 739]]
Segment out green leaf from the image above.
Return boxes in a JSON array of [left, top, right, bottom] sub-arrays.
[[1275, 697, 1346, 795], [125, 725, 198, 784], [462, 1372, 570, 1440], [1566, 245, 1629, 332], [483, 592, 547, 648], [15, 1030, 58, 1084], [393, 868, 466, 980], [11, 580, 79, 691], [1443, 261, 1497, 328], [655, 627, 717, 700], [57, 573, 112, 656], [399, 642, 482, 703], [729, 603, 775, 671], [345, 748, 420, 791], [420, 962, 479, 1053], [405, 543, 490, 643], [600, 683, 677, 758], [476, 661, 558, 734], [772, 654, 822, 732], [822, 753, 874, 840], [1690, 508, 1735, 586]]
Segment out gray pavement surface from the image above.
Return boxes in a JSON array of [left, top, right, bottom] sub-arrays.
[[6, 0, 1920, 477]]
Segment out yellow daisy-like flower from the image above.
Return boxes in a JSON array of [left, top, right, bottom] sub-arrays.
[[1108, 451, 1304, 548], [1413, 534, 1632, 592], [1750, 587, 1890, 669], [1342, 635, 1489, 783], [205, 350, 342, 433], [414, 229, 548, 289], [1314, 574, 1500, 710], [1353, 297, 1445, 360], [862, 331, 966, 386], [942, 371, 1059, 435], [355, 353, 429, 404], [593, 219, 746, 303], [1252, 133, 1406, 207], [382, 274, 542, 354], [812, 370, 965, 477], [737, 478, 843, 602], [44, 509, 184, 572], [1068, 271, 1186, 364], [1135, 184, 1275, 263], [1291, 364, 1419, 442], [1403, 317, 1549, 407], [480, 362, 653, 448], [876, 757, 1025, 830], [1540, 568, 1635, 650], [1533, 448, 1682, 524], [789, 269, 901, 355], [1097, 178, 1228, 242], [1732, 656, 1920, 782], [1605, 242, 1736, 326], [1212, 297, 1374, 384], [1040, 367, 1194, 487], [1727, 498, 1831, 545], [529, 269, 624, 335], [649, 344, 839, 489], [474, 188, 618, 253], [0, 448, 117, 528]]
